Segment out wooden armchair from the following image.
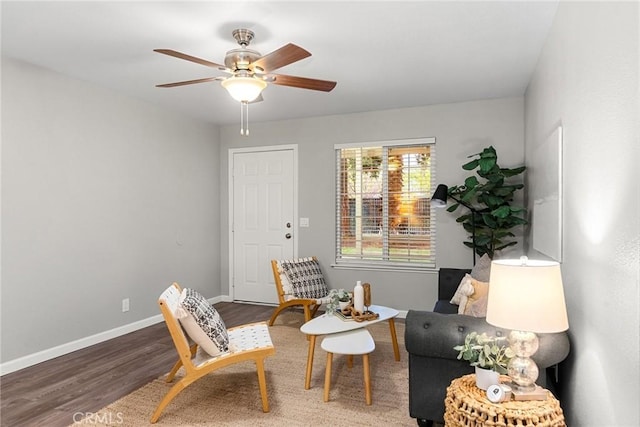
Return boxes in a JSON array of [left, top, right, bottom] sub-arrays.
[[268, 257, 332, 326], [152, 283, 275, 423]]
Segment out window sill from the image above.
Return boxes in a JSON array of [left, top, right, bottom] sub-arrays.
[[331, 262, 439, 273]]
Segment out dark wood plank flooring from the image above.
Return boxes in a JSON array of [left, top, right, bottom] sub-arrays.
[[0, 302, 276, 427]]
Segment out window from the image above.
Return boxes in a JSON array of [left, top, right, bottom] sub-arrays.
[[335, 138, 437, 269]]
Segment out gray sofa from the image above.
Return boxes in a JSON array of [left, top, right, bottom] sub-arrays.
[[404, 268, 570, 427]]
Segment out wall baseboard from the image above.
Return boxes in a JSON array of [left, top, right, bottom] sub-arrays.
[[0, 295, 227, 375]]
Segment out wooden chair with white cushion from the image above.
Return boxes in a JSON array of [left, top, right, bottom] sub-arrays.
[[152, 282, 275, 423], [268, 256, 332, 326]]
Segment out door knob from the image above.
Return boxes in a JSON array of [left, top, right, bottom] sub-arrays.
[[286, 222, 291, 228], [285, 233, 292, 239]]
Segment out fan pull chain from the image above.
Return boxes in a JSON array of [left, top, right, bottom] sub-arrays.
[[240, 101, 249, 136]]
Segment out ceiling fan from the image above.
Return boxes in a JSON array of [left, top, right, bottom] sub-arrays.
[[155, 29, 337, 135]]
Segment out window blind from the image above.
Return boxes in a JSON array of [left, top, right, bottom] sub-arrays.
[[335, 138, 437, 269]]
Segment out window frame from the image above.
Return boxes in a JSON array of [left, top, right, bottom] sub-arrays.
[[334, 138, 437, 271]]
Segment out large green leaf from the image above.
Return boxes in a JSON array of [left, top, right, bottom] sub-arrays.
[[481, 213, 498, 228], [493, 186, 517, 196], [510, 217, 528, 225], [492, 205, 512, 218], [462, 223, 476, 233], [464, 176, 479, 188], [475, 235, 492, 246], [500, 166, 526, 177], [457, 213, 472, 223], [493, 230, 516, 238], [485, 195, 506, 208], [481, 146, 497, 158], [462, 159, 479, 170], [461, 187, 478, 203], [487, 174, 504, 184]]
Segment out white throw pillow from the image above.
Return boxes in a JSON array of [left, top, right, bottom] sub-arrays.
[[450, 273, 475, 315]]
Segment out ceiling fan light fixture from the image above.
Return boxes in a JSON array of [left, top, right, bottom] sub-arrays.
[[221, 76, 267, 102], [155, 28, 336, 136]]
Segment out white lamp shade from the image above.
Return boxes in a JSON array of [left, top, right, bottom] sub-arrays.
[[486, 259, 569, 333], [221, 77, 267, 102]]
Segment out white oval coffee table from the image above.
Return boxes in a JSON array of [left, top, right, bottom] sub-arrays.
[[300, 304, 400, 390]]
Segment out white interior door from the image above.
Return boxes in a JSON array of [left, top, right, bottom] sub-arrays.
[[231, 147, 296, 303]]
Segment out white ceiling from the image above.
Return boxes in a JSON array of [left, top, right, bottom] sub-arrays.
[[1, 1, 558, 127]]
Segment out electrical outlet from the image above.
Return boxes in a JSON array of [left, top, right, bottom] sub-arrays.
[[122, 298, 130, 312]]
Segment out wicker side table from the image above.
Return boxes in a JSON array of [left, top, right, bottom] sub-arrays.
[[444, 374, 566, 427]]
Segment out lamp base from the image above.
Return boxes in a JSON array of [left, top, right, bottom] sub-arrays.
[[506, 383, 548, 401]]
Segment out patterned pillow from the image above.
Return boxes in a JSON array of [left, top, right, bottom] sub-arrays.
[[176, 288, 229, 357], [279, 257, 329, 299]]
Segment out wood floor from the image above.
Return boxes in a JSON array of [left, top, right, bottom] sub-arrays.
[[0, 302, 276, 427]]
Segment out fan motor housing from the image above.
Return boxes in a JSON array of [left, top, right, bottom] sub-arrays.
[[224, 48, 262, 71]]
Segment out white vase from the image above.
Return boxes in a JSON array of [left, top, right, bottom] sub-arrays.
[[354, 281, 364, 312], [475, 366, 500, 390]]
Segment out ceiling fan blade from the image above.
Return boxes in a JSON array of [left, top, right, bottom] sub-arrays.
[[156, 77, 223, 88], [252, 43, 311, 73], [270, 74, 337, 92], [154, 49, 227, 70]]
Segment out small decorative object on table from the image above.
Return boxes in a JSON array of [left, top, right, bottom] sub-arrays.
[[335, 307, 354, 321], [345, 306, 379, 322], [363, 282, 371, 311], [486, 383, 512, 403], [339, 283, 378, 322], [453, 331, 514, 390], [353, 281, 364, 312]]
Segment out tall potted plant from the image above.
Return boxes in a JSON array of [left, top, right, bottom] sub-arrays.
[[447, 146, 527, 259]]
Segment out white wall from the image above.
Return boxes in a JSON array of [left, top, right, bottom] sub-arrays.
[[220, 97, 525, 311], [1, 57, 221, 366], [524, 2, 639, 425]]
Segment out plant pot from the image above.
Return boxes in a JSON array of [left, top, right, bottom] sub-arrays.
[[338, 301, 350, 310], [475, 366, 500, 390]]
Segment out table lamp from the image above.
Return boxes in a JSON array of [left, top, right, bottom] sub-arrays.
[[486, 257, 569, 400]]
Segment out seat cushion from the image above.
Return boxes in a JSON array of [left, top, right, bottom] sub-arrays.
[[279, 257, 329, 299], [176, 288, 229, 357], [228, 322, 273, 351]]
